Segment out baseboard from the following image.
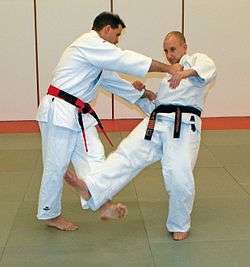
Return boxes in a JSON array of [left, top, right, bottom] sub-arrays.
[[0, 117, 250, 133]]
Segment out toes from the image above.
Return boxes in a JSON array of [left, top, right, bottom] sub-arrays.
[[172, 232, 189, 241], [64, 170, 75, 181], [64, 170, 71, 178], [100, 203, 128, 220], [65, 224, 79, 231], [59, 223, 79, 231], [46, 216, 79, 231], [116, 203, 128, 219]]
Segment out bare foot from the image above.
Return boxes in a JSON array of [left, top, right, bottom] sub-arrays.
[[100, 201, 128, 220], [64, 170, 91, 200], [172, 232, 189, 241], [45, 215, 79, 231]]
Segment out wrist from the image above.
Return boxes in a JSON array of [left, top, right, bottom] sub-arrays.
[[184, 69, 198, 78], [166, 64, 174, 74], [141, 89, 147, 98], [140, 89, 146, 98]]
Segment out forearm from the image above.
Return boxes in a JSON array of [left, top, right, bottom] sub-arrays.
[[148, 60, 174, 74], [100, 71, 144, 103], [182, 69, 198, 78], [140, 89, 156, 101], [168, 69, 199, 89]]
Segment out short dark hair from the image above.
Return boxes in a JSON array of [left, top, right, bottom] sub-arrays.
[[92, 12, 126, 31]]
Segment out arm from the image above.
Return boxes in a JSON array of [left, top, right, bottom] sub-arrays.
[[100, 72, 156, 103], [132, 80, 156, 115], [168, 53, 217, 89], [80, 39, 152, 77], [79, 35, 181, 77], [190, 53, 217, 85], [100, 71, 144, 104], [132, 80, 156, 101], [148, 60, 183, 75], [168, 69, 198, 89]]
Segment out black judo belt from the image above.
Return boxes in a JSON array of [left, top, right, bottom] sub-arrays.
[[47, 85, 113, 152], [144, 105, 201, 140]]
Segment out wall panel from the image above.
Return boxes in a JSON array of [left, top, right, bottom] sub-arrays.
[[36, 0, 112, 118], [2, 1, 249, 121], [113, 0, 182, 118], [185, 0, 250, 117], [0, 0, 37, 120]]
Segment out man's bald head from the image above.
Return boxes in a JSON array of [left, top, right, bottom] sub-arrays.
[[163, 31, 187, 64], [164, 31, 186, 45]]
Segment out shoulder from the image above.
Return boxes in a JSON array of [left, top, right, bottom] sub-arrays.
[[70, 30, 104, 47], [183, 53, 215, 66], [191, 52, 214, 62]]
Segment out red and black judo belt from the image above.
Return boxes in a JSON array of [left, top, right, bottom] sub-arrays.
[[144, 105, 201, 140], [47, 85, 113, 152]]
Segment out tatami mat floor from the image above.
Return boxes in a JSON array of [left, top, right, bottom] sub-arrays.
[[0, 129, 250, 266]]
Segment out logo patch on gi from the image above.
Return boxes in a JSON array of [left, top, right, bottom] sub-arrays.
[[43, 206, 50, 211]]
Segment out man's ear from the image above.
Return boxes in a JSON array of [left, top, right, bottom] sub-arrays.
[[104, 25, 111, 34]]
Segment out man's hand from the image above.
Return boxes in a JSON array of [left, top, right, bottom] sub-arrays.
[[168, 70, 186, 89], [168, 63, 183, 75], [132, 80, 145, 91], [132, 80, 156, 101], [168, 69, 198, 89], [142, 89, 157, 101]]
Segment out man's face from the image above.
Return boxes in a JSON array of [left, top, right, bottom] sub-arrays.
[[163, 35, 187, 64], [101, 24, 123, 44]]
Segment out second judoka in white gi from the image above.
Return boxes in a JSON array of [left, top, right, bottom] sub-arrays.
[[68, 31, 217, 240]]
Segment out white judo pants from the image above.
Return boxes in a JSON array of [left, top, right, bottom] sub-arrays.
[[85, 116, 201, 232], [37, 106, 105, 220]]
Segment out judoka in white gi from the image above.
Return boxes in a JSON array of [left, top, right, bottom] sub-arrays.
[[36, 12, 182, 231], [64, 31, 217, 240]]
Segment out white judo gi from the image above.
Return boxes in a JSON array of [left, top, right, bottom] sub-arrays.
[[84, 53, 217, 232], [36, 30, 152, 220]]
